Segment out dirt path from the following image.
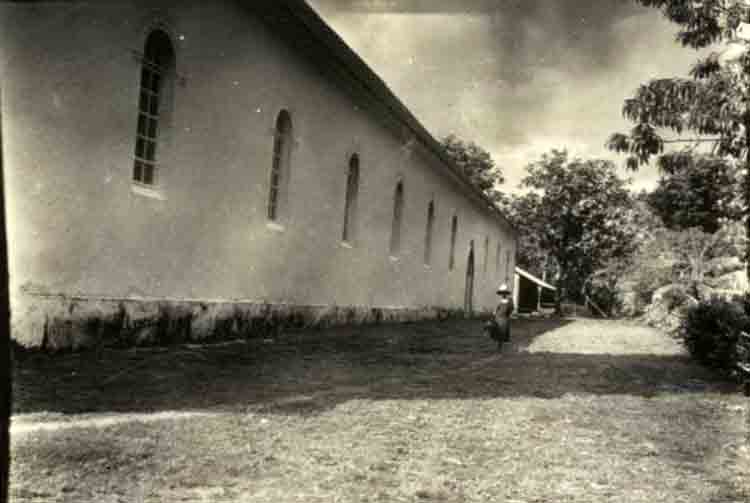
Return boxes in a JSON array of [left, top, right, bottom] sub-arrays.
[[10, 318, 750, 502]]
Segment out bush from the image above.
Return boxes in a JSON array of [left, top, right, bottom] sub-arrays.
[[587, 282, 623, 318], [679, 296, 750, 370], [733, 291, 750, 317], [662, 288, 689, 312]]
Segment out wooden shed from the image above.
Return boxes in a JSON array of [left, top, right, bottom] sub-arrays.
[[513, 267, 556, 314]]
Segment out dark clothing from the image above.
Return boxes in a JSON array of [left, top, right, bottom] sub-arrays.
[[495, 298, 514, 322], [486, 298, 513, 346]]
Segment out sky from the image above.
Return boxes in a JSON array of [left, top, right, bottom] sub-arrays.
[[307, 0, 711, 193]]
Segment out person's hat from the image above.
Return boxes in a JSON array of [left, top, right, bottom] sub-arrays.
[[496, 283, 510, 294]]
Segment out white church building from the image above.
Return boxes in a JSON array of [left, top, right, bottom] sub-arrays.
[[1, 0, 517, 350]]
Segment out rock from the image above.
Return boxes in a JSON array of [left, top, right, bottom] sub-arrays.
[[651, 284, 690, 307], [705, 256, 744, 278], [710, 271, 749, 292], [619, 291, 642, 317], [644, 284, 697, 333]]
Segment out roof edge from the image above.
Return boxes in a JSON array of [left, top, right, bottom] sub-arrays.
[[260, 0, 518, 237], [515, 267, 556, 291]]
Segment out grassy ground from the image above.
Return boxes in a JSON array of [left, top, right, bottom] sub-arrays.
[[9, 318, 750, 502]]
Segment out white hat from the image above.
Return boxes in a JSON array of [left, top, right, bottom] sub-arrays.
[[496, 283, 510, 294]]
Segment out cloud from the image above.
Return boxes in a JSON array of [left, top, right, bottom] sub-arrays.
[[308, 0, 705, 192]]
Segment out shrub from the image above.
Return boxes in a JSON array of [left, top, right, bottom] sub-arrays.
[[733, 291, 750, 317], [587, 282, 623, 318], [679, 296, 750, 370], [662, 287, 689, 312]]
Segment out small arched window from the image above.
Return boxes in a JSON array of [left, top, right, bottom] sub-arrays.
[[424, 201, 435, 265], [268, 110, 293, 221], [133, 29, 175, 186], [342, 154, 360, 243], [390, 181, 404, 256], [449, 215, 458, 270]]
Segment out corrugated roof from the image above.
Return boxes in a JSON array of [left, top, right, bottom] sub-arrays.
[[245, 0, 516, 236]]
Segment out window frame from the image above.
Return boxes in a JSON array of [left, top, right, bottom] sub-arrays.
[[389, 181, 405, 257], [268, 110, 293, 222], [424, 200, 435, 266], [132, 29, 175, 188], [449, 215, 458, 270], [342, 154, 360, 244]]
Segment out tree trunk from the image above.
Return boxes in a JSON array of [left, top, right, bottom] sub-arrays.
[[554, 268, 565, 316]]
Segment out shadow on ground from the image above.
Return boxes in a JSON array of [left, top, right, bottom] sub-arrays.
[[11, 318, 735, 416]]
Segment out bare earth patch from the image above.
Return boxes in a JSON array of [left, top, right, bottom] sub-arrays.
[[10, 318, 750, 502]]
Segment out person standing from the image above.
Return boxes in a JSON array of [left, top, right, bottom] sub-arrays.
[[492, 283, 514, 350]]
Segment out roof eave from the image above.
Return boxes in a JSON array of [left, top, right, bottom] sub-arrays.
[[252, 0, 518, 238]]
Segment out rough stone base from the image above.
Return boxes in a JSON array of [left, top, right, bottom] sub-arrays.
[[12, 294, 479, 352]]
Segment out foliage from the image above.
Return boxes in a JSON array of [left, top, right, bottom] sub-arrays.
[[659, 226, 736, 283], [679, 296, 750, 370], [621, 194, 674, 307], [734, 291, 750, 315], [616, 193, 745, 316], [442, 134, 505, 202], [584, 269, 624, 317], [621, 221, 737, 310], [518, 150, 639, 309], [608, 0, 749, 268], [646, 154, 742, 233], [495, 192, 555, 280]]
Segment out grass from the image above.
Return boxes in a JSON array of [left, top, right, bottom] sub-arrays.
[[9, 318, 750, 502]]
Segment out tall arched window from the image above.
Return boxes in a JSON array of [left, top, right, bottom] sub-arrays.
[[496, 242, 502, 277], [268, 110, 293, 221], [342, 154, 360, 243], [390, 181, 404, 256], [133, 29, 175, 186], [449, 215, 458, 270], [483, 236, 490, 273], [424, 200, 435, 265]]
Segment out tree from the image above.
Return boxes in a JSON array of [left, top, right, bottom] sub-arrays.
[[496, 192, 558, 281], [442, 134, 504, 202], [646, 153, 742, 233], [607, 0, 750, 278], [518, 150, 639, 312], [627, 223, 737, 299]]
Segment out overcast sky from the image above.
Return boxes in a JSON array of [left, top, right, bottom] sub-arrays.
[[307, 0, 710, 193]]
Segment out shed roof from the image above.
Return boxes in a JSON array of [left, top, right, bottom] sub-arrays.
[[246, 0, 516, 235], [515, 267, 556, 291]]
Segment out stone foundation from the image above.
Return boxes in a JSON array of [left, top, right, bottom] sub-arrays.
[[12, 293, 477, 352]]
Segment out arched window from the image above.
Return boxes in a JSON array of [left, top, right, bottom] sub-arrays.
[[496, 242, 502, 277], [424, 200, 435, 265], [390, 181, 404, 256], [483, 236, 490, 273], [133, 29, 175, 186], [268, 110, 293, 221], [342, 154, 360, 243], [449, 215, 458, 270]]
